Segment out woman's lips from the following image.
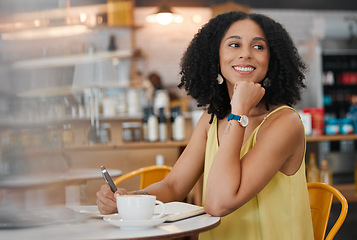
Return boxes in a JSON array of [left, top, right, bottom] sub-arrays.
[[233, 66, 255, 74]]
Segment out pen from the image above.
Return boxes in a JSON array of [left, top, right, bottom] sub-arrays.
[[101, 165, 117, 193]]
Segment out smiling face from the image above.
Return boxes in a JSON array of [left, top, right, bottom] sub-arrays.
[[219, 18, 270, 87]]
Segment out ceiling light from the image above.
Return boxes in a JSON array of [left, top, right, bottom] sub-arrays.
[[192, 14, 203, 24], [145, 0, 182, 25], [79, 13, 88, 23]]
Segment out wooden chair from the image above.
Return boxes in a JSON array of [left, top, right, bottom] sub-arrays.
[[307, 182, 348, 240], [114, 165, 172, 190]]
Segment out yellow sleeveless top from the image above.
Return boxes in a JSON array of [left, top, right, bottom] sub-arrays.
[[200, 106, 314, 240]]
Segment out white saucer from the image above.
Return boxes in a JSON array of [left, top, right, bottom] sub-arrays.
[[68, 206, 105, 219], [103, 214, 168, 229]]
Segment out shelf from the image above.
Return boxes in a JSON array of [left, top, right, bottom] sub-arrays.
[[323, 84, 357, 90], [64, 141, 189, 151], [323, 49, 357, 56], [12, 49, 133, 69], [306, 134, 357, 142], [0, 112, 194, 128], [322, 54, 357, 71], [324, 104, 350, 115], [0, 114, 144, 126]]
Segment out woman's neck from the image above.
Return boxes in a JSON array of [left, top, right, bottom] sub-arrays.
[[248, 103, 281, 118]]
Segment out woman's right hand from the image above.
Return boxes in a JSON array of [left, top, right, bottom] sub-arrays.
[[231, 81, 265, 114], [96, 184, 128, 214]]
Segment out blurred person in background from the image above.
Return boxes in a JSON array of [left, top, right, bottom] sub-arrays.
[[148, 72, 163, 90]]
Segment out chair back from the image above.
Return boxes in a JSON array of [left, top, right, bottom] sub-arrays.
[[114, 165, 172, 189], [307, 182, 348, 240]]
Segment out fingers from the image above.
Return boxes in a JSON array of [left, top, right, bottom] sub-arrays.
[[96, 185, 131, 215], [114, 188, 128, 197], [231, 81, 265, 113], [235, 81, 265, 97], [234, 80, 263, 91], [96, 184, 117, 215], [96, 199, 117, 215]]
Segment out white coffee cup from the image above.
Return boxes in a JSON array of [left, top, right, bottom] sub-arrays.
[[116, 195, 165, 220]]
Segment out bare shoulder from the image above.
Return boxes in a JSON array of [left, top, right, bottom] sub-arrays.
[[259, 107, 305, 142], [193, 110, 213, 133], [256, 107, 305, 174], [273, 107, 303, 124]]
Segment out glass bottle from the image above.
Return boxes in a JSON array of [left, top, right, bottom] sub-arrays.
[[62, 124, 74, 145], [147, 107, 158, 142], [355, 161, 357, 192], [307, 152, 320, 182], [142, 107, 149, 141], [158, 107, 167, 142], [349, 95, 357, 133], [320, 160, 333, 185], [108, 35, 117, 51], [171, 106, 185, 141]]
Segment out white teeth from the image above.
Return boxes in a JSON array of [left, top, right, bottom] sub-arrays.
[[234, 66, 255, 72]]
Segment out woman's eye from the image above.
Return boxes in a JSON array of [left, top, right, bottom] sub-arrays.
[[229, 43, 239, 48], [253, 45, 264, 50]]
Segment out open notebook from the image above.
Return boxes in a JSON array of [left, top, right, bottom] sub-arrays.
[[154, 202, 205, 223]]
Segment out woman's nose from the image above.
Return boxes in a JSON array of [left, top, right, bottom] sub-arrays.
[[239, 47, 251, 59]]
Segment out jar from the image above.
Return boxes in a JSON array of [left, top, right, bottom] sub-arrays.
[[154, 89, 170, 115], [102, 97, 116, 117], [62, 124, 74, 144], [325, 118, 340, 135], [122, 122, 141, 142], [340, 118, 354, 134], [126, 89, 141, 116], [99, 123, 111, 143]]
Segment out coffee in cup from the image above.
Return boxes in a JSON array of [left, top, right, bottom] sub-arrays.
[[116, 195, 165, 220]]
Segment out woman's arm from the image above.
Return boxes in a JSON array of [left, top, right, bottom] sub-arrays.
[[97, 110, 211, 214], [204, 82, 305, 216]]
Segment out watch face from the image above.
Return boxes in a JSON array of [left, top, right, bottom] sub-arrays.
[[240, 115, 249, 127]]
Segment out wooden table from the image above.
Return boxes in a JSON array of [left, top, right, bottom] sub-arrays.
[[0, 205, 220, 240]]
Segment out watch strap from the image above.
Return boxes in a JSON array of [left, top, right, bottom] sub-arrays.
[[227, 114, 241, 122]]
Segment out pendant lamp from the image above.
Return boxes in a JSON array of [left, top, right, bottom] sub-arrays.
[[146, 0, 183, 25]]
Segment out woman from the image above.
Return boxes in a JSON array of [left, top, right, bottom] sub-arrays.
[[97, 11, 314, 239]]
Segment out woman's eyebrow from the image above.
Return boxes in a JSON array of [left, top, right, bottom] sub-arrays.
[[253, 37, 267, 43], [226, 35, 241, 40], [226, 35, 267, 43]]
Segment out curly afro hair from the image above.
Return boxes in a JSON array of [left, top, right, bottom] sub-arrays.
[[178, 11, 306, 123]]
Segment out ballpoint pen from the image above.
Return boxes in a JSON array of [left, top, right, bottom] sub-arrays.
[[101, 165, 117, 193]]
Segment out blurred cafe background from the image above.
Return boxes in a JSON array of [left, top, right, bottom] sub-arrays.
[[0, 0, 357, 237]]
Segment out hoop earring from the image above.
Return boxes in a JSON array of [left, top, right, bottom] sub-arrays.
[[217, 74, 224, 84], [262, 77, 271, 88]]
